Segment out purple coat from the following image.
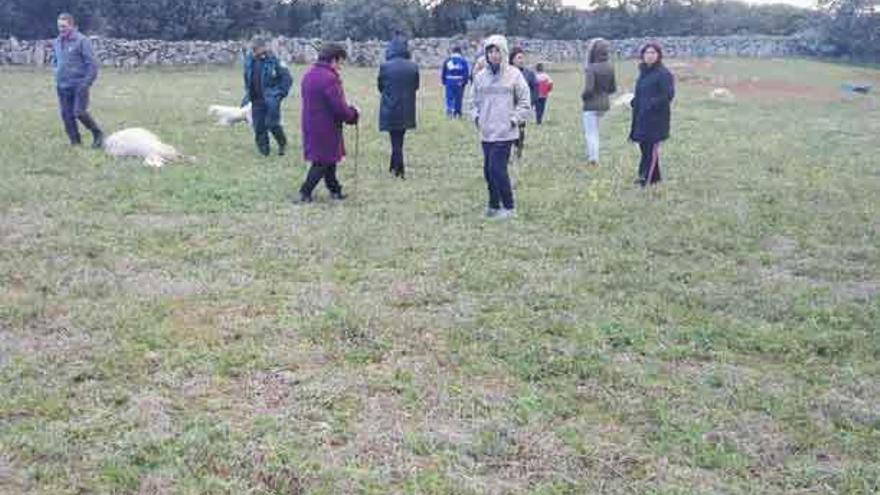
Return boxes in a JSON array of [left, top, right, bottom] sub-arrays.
[[301, 62, 359, 163]]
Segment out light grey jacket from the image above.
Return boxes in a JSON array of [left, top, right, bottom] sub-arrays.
[[469, 34, 532, 143]]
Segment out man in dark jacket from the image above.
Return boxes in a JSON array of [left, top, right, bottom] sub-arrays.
[[243, 37, 293, 157], [441, 46, 469, 118], [378, 36, 420, 179], [509, 47, 537, 160], [53, 13, 104, 148]]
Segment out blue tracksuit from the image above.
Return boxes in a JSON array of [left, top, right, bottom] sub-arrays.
[[441, 54, 469, 117], [242, 53, 293, 155]]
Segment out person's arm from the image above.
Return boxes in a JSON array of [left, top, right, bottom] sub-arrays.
[[414, 66, 420, 91], [648, 69, 674, 109], [513, 72, 532, 125], [441, 60, 448, 85], [582, 69, 595, 102], [278, 63, 293, 98], [378, 64, 386, 93], [609, 70, 617, 95], [547, 75, 554, 94], [81, 37, 99, 87], [469, 76, 481, 126], [323, 80, 359, 125]]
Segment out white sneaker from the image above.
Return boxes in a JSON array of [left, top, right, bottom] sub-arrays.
[[495, 208, 516, 220]]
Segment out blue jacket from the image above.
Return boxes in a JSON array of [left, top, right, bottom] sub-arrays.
[[442, 54, 469, 87], [242, 53, 293, 106], [53, 31, 98, 89]]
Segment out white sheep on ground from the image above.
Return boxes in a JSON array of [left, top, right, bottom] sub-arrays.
[[710, 87, 735, 101], [103, 128, 193, 168], [208, 103, 253, 127]]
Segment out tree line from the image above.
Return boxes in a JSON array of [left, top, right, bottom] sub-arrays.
[[0, 0, 877, 60]]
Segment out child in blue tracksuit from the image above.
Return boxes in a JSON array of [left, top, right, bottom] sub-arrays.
[[242, 37, 293, 157], [441, 47, 469, 118]]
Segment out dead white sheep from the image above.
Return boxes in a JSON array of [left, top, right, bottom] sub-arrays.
[[612, 92, 634, 108], [103, 128, 193, 168], [710, 87, 735, 100]]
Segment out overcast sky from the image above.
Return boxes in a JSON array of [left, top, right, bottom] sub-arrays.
[[560, 0, 817, 8]]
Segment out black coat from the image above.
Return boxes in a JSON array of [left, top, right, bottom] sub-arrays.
[[630, 63, 675, 143], [378, 38, 420, 132]]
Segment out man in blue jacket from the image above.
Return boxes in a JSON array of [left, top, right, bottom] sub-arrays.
[[243, 38, 293, 157], [53, 13, 104, 148], [441, 46, 469, 118]]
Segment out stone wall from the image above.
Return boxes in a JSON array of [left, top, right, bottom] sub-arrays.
[[0, 35, 812, 69]]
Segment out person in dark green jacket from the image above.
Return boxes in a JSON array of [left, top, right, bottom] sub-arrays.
[[242, 38, 293, 157], [581, 38, 617, 167]]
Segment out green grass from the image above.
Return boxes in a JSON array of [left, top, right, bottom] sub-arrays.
[[1, 57, 879, 494]]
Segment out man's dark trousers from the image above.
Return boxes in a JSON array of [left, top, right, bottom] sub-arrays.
[[57, 86, 101, 145]]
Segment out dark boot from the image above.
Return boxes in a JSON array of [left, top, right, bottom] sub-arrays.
[[77, 113, 104, 149], [271, 127, 287, 156]]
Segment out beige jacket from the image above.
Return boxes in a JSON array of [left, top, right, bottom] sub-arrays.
[[469, 34, 533, 143]]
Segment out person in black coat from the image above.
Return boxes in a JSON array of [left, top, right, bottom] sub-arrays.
[[630, 43, 675, 186], [509, 47, 538, 160], [378, 36, 420, 179]]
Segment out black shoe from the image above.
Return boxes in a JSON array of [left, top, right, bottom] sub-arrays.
[[295, 194, 313, 204], [330, 192, 347, 201], [278, 144, 286, 156], [91, 132, 103, 149]]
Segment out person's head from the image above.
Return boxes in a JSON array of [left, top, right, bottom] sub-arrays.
[[640, 43, 662, 66], [588, 38, 610, 65], [318, 43, 348, 71], [251, 37, 270, 59], [535, 63, 544, 73], [509, 47, 526, 68], [482, 35, 508, 73], [57, 13, 75, 37], [452, 46, 462, 55]]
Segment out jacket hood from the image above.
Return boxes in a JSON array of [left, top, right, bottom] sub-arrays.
[[385, 37, 411, 61], [481, 34, 509, 69], [585, 38, 610, 68]]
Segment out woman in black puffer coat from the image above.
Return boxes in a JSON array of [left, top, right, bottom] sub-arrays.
[[630, 43, 675, 186]]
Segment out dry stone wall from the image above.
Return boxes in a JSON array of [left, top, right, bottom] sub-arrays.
[[0, 35, 812, 69]]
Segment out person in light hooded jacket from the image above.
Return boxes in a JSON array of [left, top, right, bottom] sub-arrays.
[[469, 34, 532, 219]]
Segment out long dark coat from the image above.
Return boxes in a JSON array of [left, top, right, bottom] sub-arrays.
[[630, 63, 675, 143], [378, 38, 420, 132]]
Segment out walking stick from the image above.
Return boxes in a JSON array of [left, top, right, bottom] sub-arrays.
[[645, 142, 660, 188], [353, 121, 360, 208]]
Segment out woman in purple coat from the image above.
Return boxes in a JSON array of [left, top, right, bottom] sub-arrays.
[[297, 43, 360, 203]]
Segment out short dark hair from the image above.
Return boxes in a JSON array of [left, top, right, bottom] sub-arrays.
[[640, 42, 663, 64], [535, 63, 544, 72], [251, 36, 269, 51], [452, 46, 462, 54], [318, 43, 347, 63], [58, 12, 75, 25]]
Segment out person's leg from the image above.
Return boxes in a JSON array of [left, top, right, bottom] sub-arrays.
[[299, 162, 325, 199], [453, 85, 464, 118], [637, 142, 653, 186], [390, 130, 405, 177], [251, 102, 270, 156], [72, 86, 103, 147], [535, 98, 546, 125], [647, 142, 662, 184], [323, 162, 344, 197], [444, 85, 455, 117], [489, 141, 515, 211], [482, 142, 500, 212], [57, 87, 81, 145], [266, 100, 287, 156], [583, 111, 600, 163], [515, 124, 526, 160]]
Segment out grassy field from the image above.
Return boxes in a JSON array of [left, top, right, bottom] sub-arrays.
[[1, 57, 879, 494]]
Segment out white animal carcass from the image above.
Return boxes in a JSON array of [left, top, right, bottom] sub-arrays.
[[104, 128, 192, 168], [612, 92, 634, 108], [208, 103, 252, 126]]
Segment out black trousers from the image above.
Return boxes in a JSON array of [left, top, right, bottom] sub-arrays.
[[300, 162, 342, 197], [389, 130, 406, 176], [57, 86, 102, 145], [638, 141, 663, 186], [535, 98, 547, 125]]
